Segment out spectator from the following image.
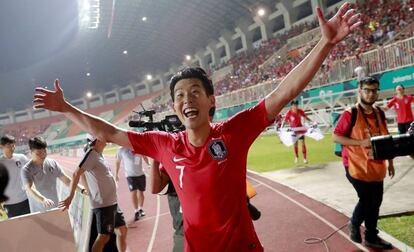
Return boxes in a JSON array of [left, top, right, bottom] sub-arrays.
[[0, 135, 30, 217], [59, 135, 128, 252], [115, 147, 149, 221], [383, 84, 414, 133], [21, 136, 85, 213]]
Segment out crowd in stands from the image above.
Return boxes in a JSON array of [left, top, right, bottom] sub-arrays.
[[213, 0, 414, 96], [4, 1, 414, 144], [145, 1, 414, 114], [1, 124, 49, 146]]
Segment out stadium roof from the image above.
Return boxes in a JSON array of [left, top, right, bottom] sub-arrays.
[[0, 0, 277, 112]]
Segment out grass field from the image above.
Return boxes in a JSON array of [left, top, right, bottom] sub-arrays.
[[378, 214, 414, 248], [247, 133, 341, 172]]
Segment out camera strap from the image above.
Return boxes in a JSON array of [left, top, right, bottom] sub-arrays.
[[357, 103, 381, 137]]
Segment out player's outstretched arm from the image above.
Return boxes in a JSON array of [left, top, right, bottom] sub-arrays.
[[58, 167, 84, 211], [265, 2, 361, 120], [33, 79, 132, 148]]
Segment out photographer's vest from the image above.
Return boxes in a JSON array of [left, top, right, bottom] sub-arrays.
[[345, 104, 388, 182]]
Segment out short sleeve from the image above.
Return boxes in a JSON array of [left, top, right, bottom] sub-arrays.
[[387, 97, 395, 108], [54, 160, 64, 178], [20, 165, 32, 186], [127, 131, 171, 162], [334, 111, 352, 136]]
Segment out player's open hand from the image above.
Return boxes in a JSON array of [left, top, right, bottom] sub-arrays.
[[317, 2, 362, 46], [58, 196, 73, 211], [33, 79, 68, 112], [42, 198, 55, 208]]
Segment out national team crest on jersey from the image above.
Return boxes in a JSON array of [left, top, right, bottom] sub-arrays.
[[208, 139, 228, 161]]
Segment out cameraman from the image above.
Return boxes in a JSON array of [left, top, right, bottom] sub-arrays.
[[409, 125, 414, 160], [333, 76, 394, 250]]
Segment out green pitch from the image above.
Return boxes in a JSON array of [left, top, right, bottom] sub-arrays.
[[247, 133, 341, 172]]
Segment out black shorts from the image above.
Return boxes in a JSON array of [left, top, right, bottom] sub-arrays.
[[92, 204, 126, 234], [4, 199, 30, 218], [127, 175, 146, 192], [397, 122, 412, 134]]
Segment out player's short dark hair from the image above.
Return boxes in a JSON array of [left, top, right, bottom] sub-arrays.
[[359, 76, 379, 88], [0, 135, 15, 145], [291, 100, 299, 105], [28, 136, 47, 150], [169, 67, 214, 101]]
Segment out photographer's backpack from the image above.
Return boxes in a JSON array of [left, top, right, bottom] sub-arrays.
[[333, 105, 386, 157]]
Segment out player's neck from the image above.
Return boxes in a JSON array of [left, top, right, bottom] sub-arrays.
[[3, 152, 12, 159], [32, 158, 44, 166], [396, 94, 404, 99], [358, 102, 373, 113], [187, 124, 212, 147]]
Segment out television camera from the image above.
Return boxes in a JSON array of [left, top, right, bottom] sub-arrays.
[[371, 122, 414, 160], [128, 107, 184, 133]]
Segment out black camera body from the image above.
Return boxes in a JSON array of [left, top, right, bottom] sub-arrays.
[[129, 110, 184, 133], [371, 122, 414, 160]]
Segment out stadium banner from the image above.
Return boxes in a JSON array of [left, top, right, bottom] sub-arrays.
[[57, 181, 92, 252], [375, 65, 414, 90]]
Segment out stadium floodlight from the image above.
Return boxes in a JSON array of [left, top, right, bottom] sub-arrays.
[[86, 91, 92, 98], [86, 72, 91, 77], [146, 74, 152, 81], [185, 55, 192, 61], [142, 16, 147, 22], [78, 0, 100, 29], [257, 8, 265, 17], [123, 50, 128, 55]]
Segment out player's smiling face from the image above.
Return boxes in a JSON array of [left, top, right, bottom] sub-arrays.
[[173, 78, 215, 131], [1, 143, 15, 157]]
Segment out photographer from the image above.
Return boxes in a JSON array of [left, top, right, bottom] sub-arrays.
[[333, 76, 394, 250]]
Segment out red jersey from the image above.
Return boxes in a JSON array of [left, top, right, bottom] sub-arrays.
[[387, 95, 414, 123], [128, 100, 271, 252], [333, 111, 353, 167], [285, 108, 307, 133]]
